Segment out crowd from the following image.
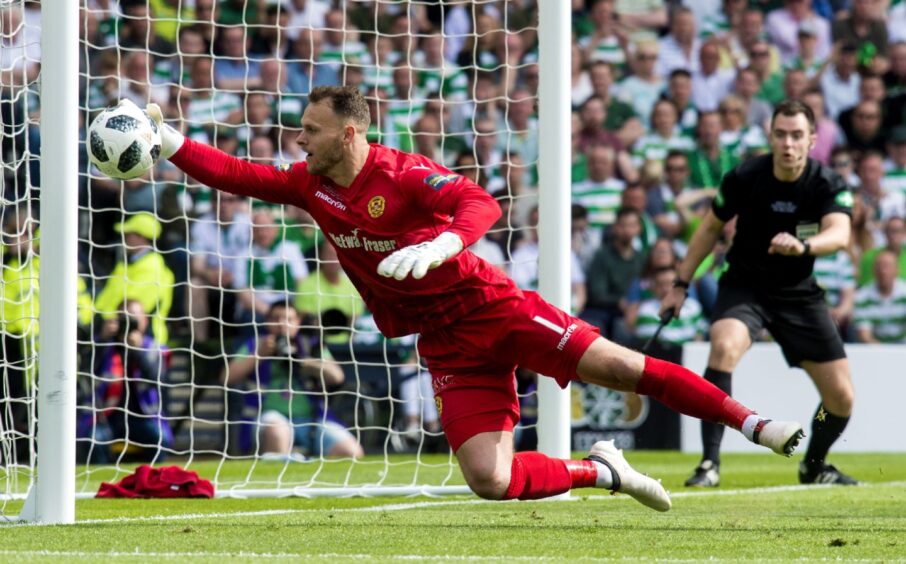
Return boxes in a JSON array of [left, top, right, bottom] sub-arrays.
[[3, 0, 906, 462]]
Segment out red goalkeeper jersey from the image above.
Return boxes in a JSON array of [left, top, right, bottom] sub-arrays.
[[171, 140, 519, 337]]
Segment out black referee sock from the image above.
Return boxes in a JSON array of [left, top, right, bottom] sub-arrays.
[[803, 403, 850, 468], [701, 368, 732, 466]]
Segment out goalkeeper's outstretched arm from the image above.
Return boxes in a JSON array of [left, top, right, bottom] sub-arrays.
[[146, 104, 303, 207]]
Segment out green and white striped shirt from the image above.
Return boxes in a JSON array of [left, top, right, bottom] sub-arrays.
[[634, 297, 707, 345], [632, 130, 696, 167], [813, 250, 856, 307], [854, 279, 906, 343], [571, 178, 627, 230], [881, 166, 906, 199]]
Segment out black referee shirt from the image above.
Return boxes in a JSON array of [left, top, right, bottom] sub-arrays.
[[712, 154, 853, 290]]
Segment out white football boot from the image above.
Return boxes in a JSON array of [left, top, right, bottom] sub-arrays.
[[585, 440, 671, 512], [753, 420, 805, 456]]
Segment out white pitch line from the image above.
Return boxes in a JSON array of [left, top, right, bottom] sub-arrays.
[[0, 551, 903, 563], [3, 481, 905, 528]]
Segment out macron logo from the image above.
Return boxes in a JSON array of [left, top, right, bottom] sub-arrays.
[[315, 190, 347, 211], [532, 316, 578, 351], [557, 323, 578, 351]]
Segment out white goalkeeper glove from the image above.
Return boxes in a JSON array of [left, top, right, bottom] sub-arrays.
[[377, 231, 464, 280], [145, 103, 185, 159]]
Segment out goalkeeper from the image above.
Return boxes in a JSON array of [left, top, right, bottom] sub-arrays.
[[146, 86, 805, 512]]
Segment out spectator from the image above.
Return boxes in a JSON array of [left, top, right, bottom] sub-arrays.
[[883, 126, 906, 197], [813, 249, 857, 339], [571, 43, 594, 108], [783, 67, 810, 102], [856, 151, 906, 224], [582, 207, 646, 342], [249, 1, 292, 58], [241, 92, 277, 143], [416, 32, 469, 104], [260, 59, 304, 128], [647, 150, 706, 240], [691, 39, 736, 112], [883, 42, 906, 97], [78, 299, 173, 463], [181, 56, 243, 147], [320, 9, 368, 72], [572, 203, 599, 272], [233, 208, 309, 322], [116, 51, 170, 110], [188, 192, 251, 344], [620, 182, 659, 252], [663, 68, 699, 132], [748, 40, 786, 106], [223, 302, 363, 459], [497, 89, 539, 175], [840, 96, 887, 155], [687, 111, 739, 189], [630, 266, 707, 346], [853, 249, 906, 343], [656, 7, 701, 80], [473, 117, 504, 184], [615, 40, 664, 127], [587, 61, 644, 148], [0, 210, 38, 464], [631, 99, 696, 168], [785, 20, 826, 78], [386, 65, 425, 152], [295, 239, 365, 343], [577, 95, 623, 155], [510, 207, 586, 313], [819, 43, 862, 120], [832, 0, 889, 70], [730, 9, 775, 68], [830, 145, 861, 188], [733, 67, 773, 130], [94, 213, 175, 346], [287, 0, 330, 41], [286, 27, 340, 97], [579, 0, 630, 73], [802, 89, 843, 165], [572, 144, 627, 238], [624, 236, 681, 319], [119, 0, 175, 55], [213, 26, 262, 92], [765, 0, 831, 65], [858, 216, 906, 286], [717, 94, 769, 160]]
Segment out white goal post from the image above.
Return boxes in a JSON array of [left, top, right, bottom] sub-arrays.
[[1, 0, 572, 523]]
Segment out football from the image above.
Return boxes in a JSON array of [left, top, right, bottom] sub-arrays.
[[87, 99, 162, 180]]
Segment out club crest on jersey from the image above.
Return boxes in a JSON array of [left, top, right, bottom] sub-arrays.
[[367, 195, 386, 218], [273, 163, 292, 172], [835, 190, 854, 208], [424, 173, 458, 190]]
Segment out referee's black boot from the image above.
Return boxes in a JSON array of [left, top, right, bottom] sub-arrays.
[[798, 461, 859, 485], [684, 460, 720, 488]]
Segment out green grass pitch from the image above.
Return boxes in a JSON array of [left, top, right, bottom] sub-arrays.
[[2, 452, 905, 562]]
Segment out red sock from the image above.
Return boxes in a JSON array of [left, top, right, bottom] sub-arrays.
[[503, 452, 599, 500], [636, 356, 754, 430]]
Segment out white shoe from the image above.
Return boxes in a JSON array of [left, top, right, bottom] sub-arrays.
[[586, 440, 671, 512], [754, 420, 805, 456]]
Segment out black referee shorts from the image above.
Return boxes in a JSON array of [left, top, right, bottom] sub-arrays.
[[710, 279, 847, 367]]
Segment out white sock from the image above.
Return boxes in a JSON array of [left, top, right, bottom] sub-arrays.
[[591, 460, 614, 489], [741, 414, 763, 442]]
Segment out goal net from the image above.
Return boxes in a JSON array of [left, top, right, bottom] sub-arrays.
[[2, 0, 545, 514]]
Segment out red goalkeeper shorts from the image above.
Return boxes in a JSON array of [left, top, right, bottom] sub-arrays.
[[417, 290, 599, 452]]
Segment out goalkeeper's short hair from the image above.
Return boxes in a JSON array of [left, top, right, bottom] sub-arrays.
[[309, 86, 371, 130]]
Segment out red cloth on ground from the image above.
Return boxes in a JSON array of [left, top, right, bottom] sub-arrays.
[[96, 465, 215, 499]]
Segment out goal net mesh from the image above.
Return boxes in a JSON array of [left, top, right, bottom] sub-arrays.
[[1, 0, 542, 510]]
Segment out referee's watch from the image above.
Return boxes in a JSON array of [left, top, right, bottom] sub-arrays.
[[801, 240, 812, 256]]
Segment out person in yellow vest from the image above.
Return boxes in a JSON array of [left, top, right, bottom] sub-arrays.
[[0, 211, 39, 464], [295, 239, 365, 344], [94, 213, 175, 345]]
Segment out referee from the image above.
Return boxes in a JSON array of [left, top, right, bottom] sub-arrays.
[[662, 100, 857, 487]]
